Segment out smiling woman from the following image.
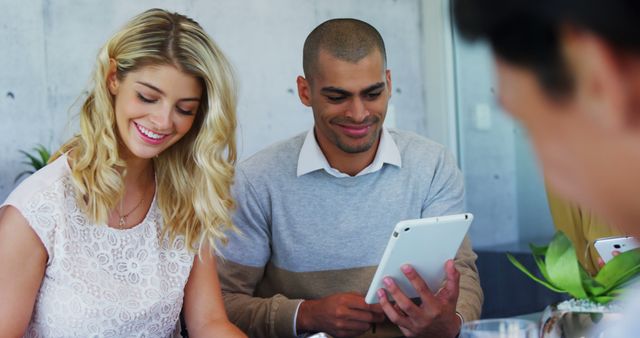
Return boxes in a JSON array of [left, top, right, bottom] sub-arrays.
[[0, 8, 245, 338], [110, 65, 202, 159]]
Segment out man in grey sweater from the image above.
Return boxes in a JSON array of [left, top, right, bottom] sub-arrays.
[[218, 18, 482, 338]]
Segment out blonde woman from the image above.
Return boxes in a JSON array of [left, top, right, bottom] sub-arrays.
[[0, 9, 246, 337]]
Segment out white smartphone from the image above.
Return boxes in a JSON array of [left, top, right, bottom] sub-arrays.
[[364, 213, 473, 304], [594, 236, 640, 263]]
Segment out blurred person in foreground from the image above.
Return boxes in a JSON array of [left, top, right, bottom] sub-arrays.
[[454, 0, 640, 335]]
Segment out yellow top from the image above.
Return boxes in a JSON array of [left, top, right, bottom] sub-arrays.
[[546, 188, 621, 276]]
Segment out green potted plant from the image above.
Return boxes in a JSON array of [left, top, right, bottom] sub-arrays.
[[14, 144, 52, 182], [508, 231, 640, 337]]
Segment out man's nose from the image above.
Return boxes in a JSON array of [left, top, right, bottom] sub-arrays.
[[345, 98, 369, 123]]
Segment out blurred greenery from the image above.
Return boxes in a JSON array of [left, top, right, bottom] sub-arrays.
[[508, 231, 640, 304], [14, 144, 51, 183]]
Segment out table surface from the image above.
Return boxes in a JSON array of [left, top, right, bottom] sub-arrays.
[[512, 311, 543, 323]]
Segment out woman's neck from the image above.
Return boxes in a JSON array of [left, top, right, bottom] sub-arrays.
[[123, 157, 155, 190]]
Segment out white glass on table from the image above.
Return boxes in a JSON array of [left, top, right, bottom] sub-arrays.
[[459, 318, 538, 338]]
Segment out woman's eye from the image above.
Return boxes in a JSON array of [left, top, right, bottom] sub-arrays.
[[176, 107, 194, 116], [137, 93, 157, 103]]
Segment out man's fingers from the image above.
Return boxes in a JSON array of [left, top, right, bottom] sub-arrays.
[[400, 264, 438, 306], [333, 318, 371, 333], [437, 260, 460, 304], [382, 275, 422, 318], [377, 288, 411, 328], [367, 303, 387, 322], [339, 307, 384, 323], [339, 293, 385, 322], [339, 292, 371, 311]]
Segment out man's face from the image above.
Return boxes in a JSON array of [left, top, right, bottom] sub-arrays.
[[298, 49, 391, 160]]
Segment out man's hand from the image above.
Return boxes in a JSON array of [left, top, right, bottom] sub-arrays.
[[377, 260, 462, 338], [296, 292, 385, 338], [597, 250, 621, 268]]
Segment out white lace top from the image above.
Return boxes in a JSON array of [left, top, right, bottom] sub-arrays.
[[2, 155, 195, 338]]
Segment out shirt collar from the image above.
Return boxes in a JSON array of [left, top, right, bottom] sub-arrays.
[[296, 127, 402, 177]]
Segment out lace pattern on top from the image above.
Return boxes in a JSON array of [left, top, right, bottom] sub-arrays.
[[5, 157, 194, 338]]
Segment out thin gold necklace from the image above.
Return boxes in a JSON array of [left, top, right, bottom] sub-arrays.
[[118, 187, 147, 228]]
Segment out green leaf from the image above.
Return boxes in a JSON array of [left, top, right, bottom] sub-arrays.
[[592, 264, 640, 297], [35, 144, 50, 165], [545, 232, 588, 299], [595, 249, 640, 288], [506, 253, 565, 293], [507, 231, 640, 304], [530, 243, 548, 256], [14, 170, 35, 183], [529, 243, 553, 283], [19, 150, 41, 169], [591, 295, 615, 304], [15, 145, 52, 182]]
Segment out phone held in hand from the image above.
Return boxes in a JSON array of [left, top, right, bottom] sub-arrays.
[[594, 236, 640, 263]]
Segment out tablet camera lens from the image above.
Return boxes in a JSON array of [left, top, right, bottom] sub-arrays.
[[614, 244, 621, 249]]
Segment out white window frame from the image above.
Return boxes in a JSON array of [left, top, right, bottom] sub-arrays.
[[420, 0, 458, 161]]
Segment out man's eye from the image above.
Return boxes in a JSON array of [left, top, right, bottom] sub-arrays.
[[366, 92, 382, 100], [137, 93, 157, 103], [327, 96, 346, 102]]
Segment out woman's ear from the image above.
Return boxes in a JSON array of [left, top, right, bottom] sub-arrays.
[[107, 58, 119, 95], [562, 25, 632, 131]]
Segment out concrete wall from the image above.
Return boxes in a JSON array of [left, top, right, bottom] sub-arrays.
[[0, 0, 427, 201], [453, 36, 555, 247], [0, 0, 555, 248]]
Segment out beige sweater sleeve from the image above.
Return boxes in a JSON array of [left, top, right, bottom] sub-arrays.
[[217, 258, 303, 338], [454, 235, 484, 322]]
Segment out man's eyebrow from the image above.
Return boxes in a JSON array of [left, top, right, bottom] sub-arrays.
[[136, 81, 200, 102], [361, 82, 385, 94], [320, 87, 352, 97]]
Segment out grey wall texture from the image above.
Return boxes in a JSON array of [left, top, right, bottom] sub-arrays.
[[0, 0, 427, 201], [1, 0, 554, 248], [453, 35, 555, 246]]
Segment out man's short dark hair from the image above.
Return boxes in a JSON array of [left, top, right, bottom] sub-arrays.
[[303, 18, 387, 81], [453, 0, 640, 97]]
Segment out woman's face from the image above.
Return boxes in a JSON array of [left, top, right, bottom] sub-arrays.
[[109, 64, 202, 160]]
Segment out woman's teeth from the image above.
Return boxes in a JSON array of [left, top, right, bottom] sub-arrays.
[[137, 124, 165, 140]]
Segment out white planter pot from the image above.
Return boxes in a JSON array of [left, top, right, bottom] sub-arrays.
[[540, 299, 622, 338]]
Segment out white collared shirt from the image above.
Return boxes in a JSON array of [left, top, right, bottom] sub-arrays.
[[293, 127, 402, 336], [296, 127, 402, 177]]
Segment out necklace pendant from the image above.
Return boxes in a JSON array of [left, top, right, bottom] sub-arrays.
[[119, 216, 126, 228]]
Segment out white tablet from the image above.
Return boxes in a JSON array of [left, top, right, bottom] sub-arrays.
[[364, 213, 473, 304]]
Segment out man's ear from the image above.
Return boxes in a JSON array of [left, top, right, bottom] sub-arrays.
[[107, 58, 119, 95], [562, 26, 632, 130], [296, 75, 312, 107], [386, 69, 392, 99]]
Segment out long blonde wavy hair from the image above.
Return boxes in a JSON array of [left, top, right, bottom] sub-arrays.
[[52, 8, 238, 253]]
